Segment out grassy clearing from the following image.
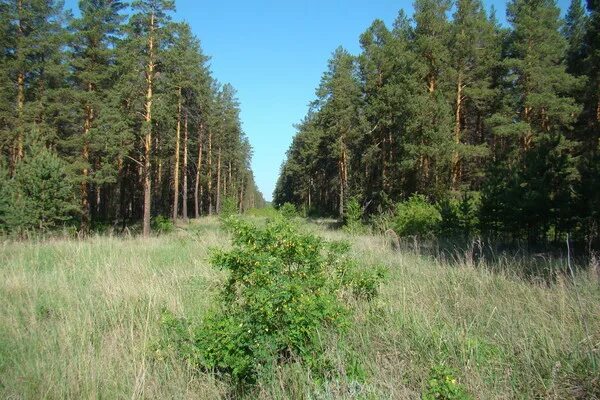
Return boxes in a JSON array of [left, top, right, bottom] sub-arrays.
[[1, 217, 599, 399]]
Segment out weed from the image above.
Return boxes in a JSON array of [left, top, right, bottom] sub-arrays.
[[423, 365, 471, 400]]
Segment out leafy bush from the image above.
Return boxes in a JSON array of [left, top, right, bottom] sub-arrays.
[[220, 196, 239, 219], [151, 215, 174, 234], [343, 197, 364, 234], [392, 195, 441, 238], [278, 202, 298, 219], [423, 365, 471, 400], [438, 194, 480, 239], [162, 217, 383, 384]]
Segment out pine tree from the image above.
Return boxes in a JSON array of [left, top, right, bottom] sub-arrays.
[[577, 0, 600, 244], [483, 0, 581, 242], [163, 22, 207, 220], [314, 47, 362, 216], [408, 0, 454, 196], [9, 145, 78, 232], [563, 0, 588, 76], [584, 0, 600, 136], [69, 0, 126, 231], [358, 16, 415, 206], [449, 0, 499, 191], [0, 0, 69, 167], [127, 0, 174, 235]]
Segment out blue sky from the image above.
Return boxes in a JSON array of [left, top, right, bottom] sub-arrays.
[[66, 0, 570, 201]]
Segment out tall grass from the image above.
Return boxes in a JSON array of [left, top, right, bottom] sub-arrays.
[[1, 217, 598, 399]]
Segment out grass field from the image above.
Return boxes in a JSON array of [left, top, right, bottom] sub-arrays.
[[1, 217, 599, 399]]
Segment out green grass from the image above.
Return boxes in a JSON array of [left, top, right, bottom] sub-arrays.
[[1, 217, 599, 399]]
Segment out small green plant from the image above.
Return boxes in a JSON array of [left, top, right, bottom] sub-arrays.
[[220, 196, 239, 219], [278, 202, 298, 219], [151, 215, 174, 234], [392, 194, 441, 238], [423, 365, 471, 400], [344, 197, 364, 234]]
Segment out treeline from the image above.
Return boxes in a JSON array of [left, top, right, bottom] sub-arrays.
[[0, 0, 264, 236], [274, 0, 600, 245]]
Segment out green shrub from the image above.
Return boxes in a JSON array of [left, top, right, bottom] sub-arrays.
[[278, 202, 298, 219], [423, 365, 471, 400], [392, 195, 441, 238], [220, 196, 239, 219], [343, 197, 364, 234], [162, 217, 383, 384], [151, 215, 174, 234]]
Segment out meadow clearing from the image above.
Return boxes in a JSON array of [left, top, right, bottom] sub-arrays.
[[1, 216, 599, 399]]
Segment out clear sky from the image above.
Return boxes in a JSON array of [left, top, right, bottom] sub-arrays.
[[65, 0, 570, 201]]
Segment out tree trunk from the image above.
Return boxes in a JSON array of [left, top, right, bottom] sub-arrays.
[[194, 122, 204, 218], [15, 72, 24, 164], [238, 177, 244, 213], [172, 87, 182, 221], [13, 0, 24, 168], [228, 161, 232, 197], [596, 84, 600, 123], [182, 112, 189, 220], [81, 86, 93, 232], [155, 132, 161, 201], [339, 138, 348, 217], [427, 74, 436, 94], [223, 162, 227, 198], [381, 131, 387, 192], [142, 12, 156, 237], [523, 105, 533, 150], [452, 73, 463, 190], [308, 178, 312, 209], [207, 129, 212, 215], [216, 147, 221, 214]]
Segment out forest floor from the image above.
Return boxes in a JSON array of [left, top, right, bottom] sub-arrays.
[[1, 217, 599, 399]]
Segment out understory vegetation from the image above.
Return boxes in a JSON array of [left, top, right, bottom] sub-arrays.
[[1, 215, 598, 399]]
